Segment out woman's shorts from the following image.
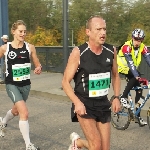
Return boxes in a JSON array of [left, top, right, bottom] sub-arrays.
[[6, 84, 31, 103]]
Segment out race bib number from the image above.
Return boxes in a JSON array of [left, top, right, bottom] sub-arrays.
[[12, 63, 31, 81], [89, 72, 110, 97]]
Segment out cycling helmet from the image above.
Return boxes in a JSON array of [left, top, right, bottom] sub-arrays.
[[132, 29, 145, 40]]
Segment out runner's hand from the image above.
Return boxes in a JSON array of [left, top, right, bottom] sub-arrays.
[[34, 66, 42, 74], [74, 101, 87, 116], [112, 99, 121, 113]]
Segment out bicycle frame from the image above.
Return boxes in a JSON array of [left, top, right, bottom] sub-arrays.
[[128, 84, 150, 117], [111, 80, 150, 130]]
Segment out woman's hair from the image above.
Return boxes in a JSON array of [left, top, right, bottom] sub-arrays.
[[11, 20, 26, 34]]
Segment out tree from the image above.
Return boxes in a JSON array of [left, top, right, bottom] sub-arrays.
[[8, 0, 49, 31], [69, 0, 103, 45], [25, 26, 61, 46], [76, 26, 87, 45], [8, 0, 63, 43], [126, 23, 150, 45], [102, 0, 132, 45], [7, 0, 150, 46]]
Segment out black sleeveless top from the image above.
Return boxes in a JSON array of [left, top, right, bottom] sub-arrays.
[[5, 42, 31, 86], [73, 42, 114, 100]]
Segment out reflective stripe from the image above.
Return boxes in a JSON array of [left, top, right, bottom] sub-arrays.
[[117, 40, 145, 73]]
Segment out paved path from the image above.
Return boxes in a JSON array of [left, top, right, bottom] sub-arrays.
[[0, 71, 150, 150], [28, 71, 150, 112]]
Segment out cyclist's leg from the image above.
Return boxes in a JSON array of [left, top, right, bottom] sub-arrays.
[[135, 87, 142, 117], [122, 70, 137, 98], [134, 83, 147, 125], [119, 71, 136, 108], [133, 71, 143, 116], [129, 71, 148, 125]]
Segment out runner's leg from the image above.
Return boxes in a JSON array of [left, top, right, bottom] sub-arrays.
[[77, 114, 102, 150], [97, 122, 111, 150]]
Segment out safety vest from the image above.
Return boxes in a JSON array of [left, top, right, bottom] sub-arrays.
[[117, 40, 145, 74]]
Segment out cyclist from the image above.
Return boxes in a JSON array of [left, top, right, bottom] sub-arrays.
[[117, 29, 150, 126]]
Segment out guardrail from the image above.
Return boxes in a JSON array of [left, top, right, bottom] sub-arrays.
[[1, 46, 150, 80]]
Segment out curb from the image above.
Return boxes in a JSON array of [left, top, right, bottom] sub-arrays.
[[29, 90, 70, 102]]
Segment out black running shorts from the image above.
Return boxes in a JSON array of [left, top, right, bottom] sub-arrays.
[[71, 94, 111, 123]]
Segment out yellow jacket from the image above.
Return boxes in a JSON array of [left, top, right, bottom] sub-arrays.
[[117, 40, 145, 74]]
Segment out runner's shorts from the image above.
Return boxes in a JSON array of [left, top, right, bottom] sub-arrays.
[[6, 84, 31, 103], [71, 94, 111, 123]]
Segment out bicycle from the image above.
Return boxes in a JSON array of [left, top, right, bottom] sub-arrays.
[[111, 77, 150, 130]]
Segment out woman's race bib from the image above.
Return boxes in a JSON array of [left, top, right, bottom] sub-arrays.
[[12, 63, 31, 81]]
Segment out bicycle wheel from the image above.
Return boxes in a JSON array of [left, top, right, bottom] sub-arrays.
[[111, 106, 131, 130], [147, 109, 150, 129]]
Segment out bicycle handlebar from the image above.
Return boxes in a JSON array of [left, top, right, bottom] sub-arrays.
[[130, 78, 150, 91], [125, 77, 150, 89]]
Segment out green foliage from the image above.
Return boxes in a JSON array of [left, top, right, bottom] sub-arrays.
[[76, 26, 87, 45], [25, 26, 61, 46], [7, 0, 150, 46], [8, 0, 48, 31]]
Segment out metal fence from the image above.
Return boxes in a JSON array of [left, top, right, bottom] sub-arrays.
[[34, 46, 73, 73], [34, 46, 150, 79], [1, 46, 150, 80]]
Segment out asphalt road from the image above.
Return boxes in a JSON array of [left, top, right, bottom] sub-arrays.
[[0, 90, 150, 150]]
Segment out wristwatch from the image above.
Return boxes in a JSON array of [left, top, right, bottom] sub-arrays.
[[113, 96, 120, 99], [110, 95, 120, 103]]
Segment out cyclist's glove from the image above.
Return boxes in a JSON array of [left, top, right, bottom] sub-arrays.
[[138, 78, 148, 86]]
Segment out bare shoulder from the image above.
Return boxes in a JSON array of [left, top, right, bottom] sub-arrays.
[[28, 43, 36, 52], [113, 46, 117, 54], [0, 44, 7, 53], [67, 46, 80, 67], [70, 46, 80, 57], [113, 46, 116, 50]]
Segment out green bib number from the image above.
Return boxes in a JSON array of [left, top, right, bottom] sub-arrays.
[[13, 67, 30, 77], [12, 63, 31, 81], [89, 78, 110, 90], [89, 72, 110, 97]]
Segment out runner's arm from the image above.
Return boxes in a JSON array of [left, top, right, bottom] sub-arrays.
[[112, 47, 121, 97], [111, 47, 121, 112], [29, 44, 42, 74], [0, 45, 6, 58], [62, 47, 87, 115], [62, 47, 81, 104]]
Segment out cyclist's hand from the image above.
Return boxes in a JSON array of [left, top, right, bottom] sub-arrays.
[[138, 77, 149, 86], [136, 77, 140, 80], [112, 99, 121, 113]]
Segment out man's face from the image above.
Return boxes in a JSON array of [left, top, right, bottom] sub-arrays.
[[86, 18, 106, 45], [132, 37, 143, 48]]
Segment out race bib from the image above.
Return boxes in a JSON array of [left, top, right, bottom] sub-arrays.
[[12, 63, 31, 81], [89, 72, 110, 97]]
